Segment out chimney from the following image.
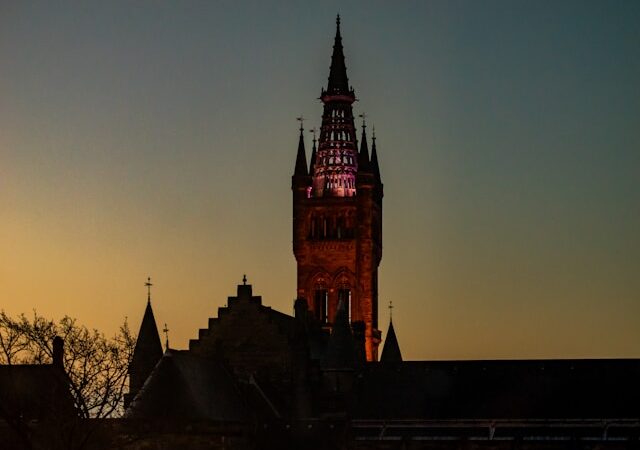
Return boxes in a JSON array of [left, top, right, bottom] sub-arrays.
[[52, 336, 64, 369]]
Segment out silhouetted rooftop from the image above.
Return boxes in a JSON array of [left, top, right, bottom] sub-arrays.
[[0, 364, 76, 420], [355, 359, 640, 420], [126, 350, 246, 421]]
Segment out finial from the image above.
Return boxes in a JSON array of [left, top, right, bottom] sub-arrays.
[[336, 14, 340, 28], [372, 125, 376, 141], [388, 300, 393, 322], [359, 113, 367, 129], [309, 127, 317, 146], [242, 274, 247, 285], [296, 116, 304, 133], [162, 323, 169, 351], [145, 277, 153, 303]]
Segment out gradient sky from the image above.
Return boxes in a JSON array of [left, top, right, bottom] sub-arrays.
[[1, 1, 639, 360]]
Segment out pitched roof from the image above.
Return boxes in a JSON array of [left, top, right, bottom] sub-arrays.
[[126, 351, 246, 421]]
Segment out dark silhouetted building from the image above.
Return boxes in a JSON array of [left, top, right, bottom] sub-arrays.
[[2, 15, 638, 450], [0, 337, 78, 449]]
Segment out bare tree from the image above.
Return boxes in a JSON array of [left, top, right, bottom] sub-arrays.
[[0, 311, 135, 418]]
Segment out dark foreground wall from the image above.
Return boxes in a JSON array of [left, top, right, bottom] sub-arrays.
[[1, 418, 639, 450]]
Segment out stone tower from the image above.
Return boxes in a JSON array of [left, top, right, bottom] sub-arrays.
[[292, 16, 383, 361]]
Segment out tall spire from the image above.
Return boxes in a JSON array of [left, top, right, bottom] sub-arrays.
[[358, 115, 371, 171], [326, 14, 351, 96], [294, 118, 308, 176], [128, 279, 164, 405]]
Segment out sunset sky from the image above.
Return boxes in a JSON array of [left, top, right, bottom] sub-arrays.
[[1, 1, 639, 360]]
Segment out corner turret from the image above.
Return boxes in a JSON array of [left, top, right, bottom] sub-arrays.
[[357, 117, 371, 172], [380, 312, 402, 363], [125, 278, 163, 408], [293, 122, 308, 177]]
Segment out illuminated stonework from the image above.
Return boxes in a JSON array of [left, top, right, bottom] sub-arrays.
[[292, 16, 383, 361]]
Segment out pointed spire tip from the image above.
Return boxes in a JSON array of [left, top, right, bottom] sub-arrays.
[[325, 14, 350, 96], [294, 120, 308, 176]]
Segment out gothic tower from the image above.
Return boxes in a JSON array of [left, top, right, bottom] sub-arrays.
[[292, 16, 383, 361]]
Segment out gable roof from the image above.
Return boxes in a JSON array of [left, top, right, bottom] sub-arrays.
[[126, 350, 246, 421]]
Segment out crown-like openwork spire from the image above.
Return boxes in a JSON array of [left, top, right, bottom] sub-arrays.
[[311, 16, 358, 198]]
